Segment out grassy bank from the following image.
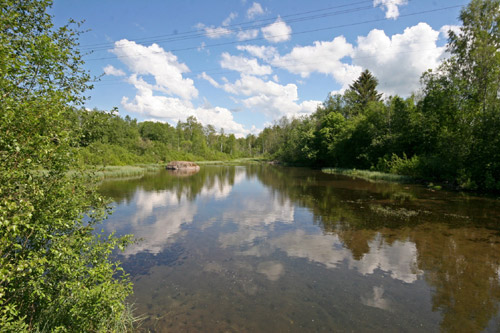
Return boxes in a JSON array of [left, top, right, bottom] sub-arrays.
[[195, 157, 266, 165], [86, 164, 164, 179], [85, 158, 267, 179], [322, 168, 414, 183]]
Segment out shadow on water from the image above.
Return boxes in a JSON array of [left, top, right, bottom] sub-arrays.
[[100, 165, 500, 332]]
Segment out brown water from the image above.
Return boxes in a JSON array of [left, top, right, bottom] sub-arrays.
[[99, 165, 500, 332]]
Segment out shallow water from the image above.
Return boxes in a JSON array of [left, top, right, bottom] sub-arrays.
[[99, 165, 500, 332]]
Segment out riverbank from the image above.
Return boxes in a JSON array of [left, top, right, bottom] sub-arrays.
[[320, 168, 478, 193], [86, 164, 163, 179], [322, 168, 416, 184], [87, 158, 267, 179]]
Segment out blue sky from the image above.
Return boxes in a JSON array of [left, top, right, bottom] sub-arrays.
[[50, 0, 467, 137]]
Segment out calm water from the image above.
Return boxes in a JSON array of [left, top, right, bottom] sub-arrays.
[[99, 165, 500, 332]]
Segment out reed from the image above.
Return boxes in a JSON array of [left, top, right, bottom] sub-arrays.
[[322, 168, 413, 183], [89, 164, 163, 179]]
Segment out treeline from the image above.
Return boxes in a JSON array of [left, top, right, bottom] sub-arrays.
[[72, 109, 263, 165], [256, 0, 500, 191]]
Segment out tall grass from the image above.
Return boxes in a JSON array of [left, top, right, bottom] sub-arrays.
[[322, 168, 413, 183], [89, 164, 163, 179], [196, 157, 265, 165]]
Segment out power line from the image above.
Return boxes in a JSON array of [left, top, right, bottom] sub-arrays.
[[83, 5, 377, 53], [85, 4, 461, 63], [79, 0, 378, 51]]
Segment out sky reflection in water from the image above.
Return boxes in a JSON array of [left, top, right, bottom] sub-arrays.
[[99, 165, 500, 332]]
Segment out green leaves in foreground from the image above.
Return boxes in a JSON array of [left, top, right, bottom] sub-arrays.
[[1, 0, 134, 331]]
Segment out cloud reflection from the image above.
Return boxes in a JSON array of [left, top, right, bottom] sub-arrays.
[[217, 195, 295, 249], [241, 230, 421, 283], [361, 286, 392, 311]]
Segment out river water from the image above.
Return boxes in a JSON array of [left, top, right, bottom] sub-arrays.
[[99, 165, 500, 332]]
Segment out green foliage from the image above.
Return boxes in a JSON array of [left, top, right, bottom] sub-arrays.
[[256, 0, 500, 192], [345, 69, 383, 115], [72, 110, 255, 165], [386, 153, 421, 178], [0, 0, 134, 330]]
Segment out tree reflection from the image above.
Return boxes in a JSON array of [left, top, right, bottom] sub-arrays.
[[100, 164, 500, 331], [255, 165, 500, 332]]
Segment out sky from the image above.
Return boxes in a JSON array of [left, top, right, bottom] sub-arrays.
[[50, 0, 468, 137]]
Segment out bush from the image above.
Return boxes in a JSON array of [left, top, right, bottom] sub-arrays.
[[0, 1, 135, 330], [387, 153, 421, 177]]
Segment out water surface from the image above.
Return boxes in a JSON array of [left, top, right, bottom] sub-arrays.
[[99, 165, 500, 332]]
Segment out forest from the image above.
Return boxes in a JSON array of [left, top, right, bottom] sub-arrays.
[[253, 0, 500, 191], [72, 109, 259, 165], [74, 0, 500, 191]]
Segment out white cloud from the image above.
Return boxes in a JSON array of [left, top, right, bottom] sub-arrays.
[[224, 74, 321, 118], [196, 12, 238, 39], [111, 39, 198, 100], [261, 17, 292, 43], [352, 23, 446, 96], [220, 52, 272, 75], [103, 64, 125, 76], [121, 75, 249, 137], [440, 24, 461, 39], [236, 45, 278, 62], [198, 72, 221, 88], [247, 2, 265, 19], [197, 41, 209, 54], [203, 25, 233, 39], [222, 12, 238, 26], [373, 0, 408, 19], [236, 29, 259, 41], [270, 36, 362, 90], [245, 23, 447, 96]]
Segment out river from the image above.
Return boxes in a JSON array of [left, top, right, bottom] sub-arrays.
[[99, 165, 500, 332]]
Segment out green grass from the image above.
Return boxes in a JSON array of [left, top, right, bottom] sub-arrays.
[[195, 157, 266, 165], [322, 168, 413, 183], [88, 164, 163, 179], [85, 158, 266, 179]]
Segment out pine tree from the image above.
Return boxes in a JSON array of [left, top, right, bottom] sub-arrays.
[[346, 69, 383, 111]]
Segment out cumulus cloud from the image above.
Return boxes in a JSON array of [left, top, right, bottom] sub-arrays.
[[440, 24, 461, 39], [222, 12, 238, 26], [261, 17, 292, 43], [240, 23, 447, 96], [103, 64, 125, 76], [220, 52, 272, 75], [236, 29, 259, 41], [121, 75, 248, 137], [236, 45, 278, 62], [270, 36, 362, 90], [247, 2, 265, 19], [352, 23, 446, 96], [198, 72, 221, 88], [111, 41, 248, 136], [198, 24, 233, 39], [223, 74, 321, 118], [373, 0, 408, 19], [111, 39, 197, 100], [196, 12, 239, 39]]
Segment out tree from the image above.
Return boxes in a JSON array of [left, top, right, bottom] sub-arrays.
[[447, 0, 500, 112], [0, 0, 133, 330], [345, 69, 383, 114], [420, 0, 500, 189]]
